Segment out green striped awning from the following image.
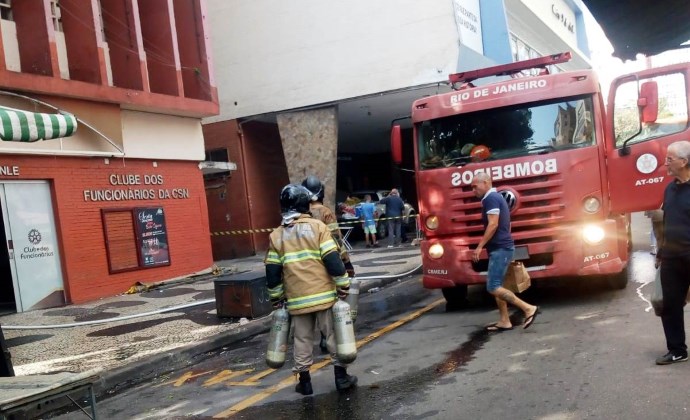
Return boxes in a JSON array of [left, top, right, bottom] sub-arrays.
[[0, 105, 77, 142]]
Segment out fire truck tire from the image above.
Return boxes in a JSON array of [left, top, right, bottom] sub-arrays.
[[608, 267, 629, 290], [442, 285, 468, 305]]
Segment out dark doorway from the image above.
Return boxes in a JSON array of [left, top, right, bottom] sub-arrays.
[[0, 208, 16, 315]]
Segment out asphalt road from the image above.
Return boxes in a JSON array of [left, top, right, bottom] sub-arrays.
[[57, 213, 687, 419]]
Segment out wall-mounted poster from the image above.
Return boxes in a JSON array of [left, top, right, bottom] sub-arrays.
[[134, 207, 171, 267]]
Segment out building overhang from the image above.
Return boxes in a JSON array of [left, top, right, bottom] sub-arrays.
[[583, 0, 690, 60]]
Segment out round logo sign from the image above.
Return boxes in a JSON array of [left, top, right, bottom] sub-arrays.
[[28, 228, 42, 245], [636, 153, 658, 174]]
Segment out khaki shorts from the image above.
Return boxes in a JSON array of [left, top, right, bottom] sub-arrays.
[[363, 224, 377, 234]]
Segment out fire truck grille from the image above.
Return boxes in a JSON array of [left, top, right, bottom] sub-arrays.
[[454, 173, 564, 242]]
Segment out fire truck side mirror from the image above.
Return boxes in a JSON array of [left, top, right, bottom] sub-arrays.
[[638, 81, 659, 123], [391, 125, 403, 165]]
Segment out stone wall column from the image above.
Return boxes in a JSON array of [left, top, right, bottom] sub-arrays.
[[276, 107, 338, 208]]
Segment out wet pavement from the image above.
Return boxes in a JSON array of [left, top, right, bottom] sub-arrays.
[[6, 213, 683, 419], [0, 241, 421, 392]]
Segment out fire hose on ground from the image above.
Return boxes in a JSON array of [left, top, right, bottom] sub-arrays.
[[2, 264, 422, 330]]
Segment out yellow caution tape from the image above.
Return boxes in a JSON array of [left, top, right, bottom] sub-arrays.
[[210, 214, 419, 236]]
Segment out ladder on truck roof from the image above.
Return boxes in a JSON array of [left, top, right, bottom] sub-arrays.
[[448, 52, 572, 89]]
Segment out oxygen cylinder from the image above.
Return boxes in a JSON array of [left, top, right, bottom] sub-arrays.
[[266, 306, 291, 368], [345, 278, 361, 322], [332, 300, 357, 363]]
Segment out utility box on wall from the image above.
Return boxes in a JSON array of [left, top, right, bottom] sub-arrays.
[[214, 271, 273, 319]]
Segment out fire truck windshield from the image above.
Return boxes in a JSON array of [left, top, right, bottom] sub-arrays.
[[418, 95, 595, 170]]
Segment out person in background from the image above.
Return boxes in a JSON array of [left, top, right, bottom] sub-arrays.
[[470, 172, 540, 332], [302, 176, 356, 353], [654, 140, 690, 365], [357, 194, 380, 248], [380, 188, 405, 248], [265, 184, 357, 394]]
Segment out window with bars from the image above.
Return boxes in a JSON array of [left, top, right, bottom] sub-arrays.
[[0, 0, 12, 21], [509, 34, 562, 75], [50, 0, 62, 32]]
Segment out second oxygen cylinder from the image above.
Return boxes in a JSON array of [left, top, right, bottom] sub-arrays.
[[266, 306, 291, 368], [345, 278, 361, 322], [332, 299, 357, 363]]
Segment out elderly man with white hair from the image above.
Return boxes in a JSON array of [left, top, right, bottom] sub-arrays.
[[655, 140, 690, 365]]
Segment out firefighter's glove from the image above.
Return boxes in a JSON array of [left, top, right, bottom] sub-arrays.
[[344, 261, 356, 278], [336, 287, 350, 299], [271, 298, 286, 309]]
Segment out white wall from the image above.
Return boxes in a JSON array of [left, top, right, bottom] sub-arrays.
[[55, 31, 69, 80], [205, 0, 460, 122], [1, 20, 21, 72], [121, 110, 205, 160]]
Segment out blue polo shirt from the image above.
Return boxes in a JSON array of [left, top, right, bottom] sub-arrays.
[[481, 188, 514, 252]]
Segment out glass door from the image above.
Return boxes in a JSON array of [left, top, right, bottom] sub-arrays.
[[0, 181, 64, 311]]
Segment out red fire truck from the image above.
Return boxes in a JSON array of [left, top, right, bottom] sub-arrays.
[[391, 52, 690, 304]]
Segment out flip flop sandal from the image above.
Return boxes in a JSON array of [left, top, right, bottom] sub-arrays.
[[523, 307, 541, 329], [485, 323, 514, 332]]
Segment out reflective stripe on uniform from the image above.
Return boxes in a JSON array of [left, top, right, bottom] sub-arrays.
[[287, 290, 337, 310], [283, 249, 321, 264], [334, 275, 350, 288], [266, 250, 281, 264], [268, 284, 284, 299], [320, 238, 338, 256]]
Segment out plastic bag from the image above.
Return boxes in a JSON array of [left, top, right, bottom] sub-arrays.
[[650, 269, 663, 317]]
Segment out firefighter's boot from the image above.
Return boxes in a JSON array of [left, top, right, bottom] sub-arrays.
[[295, 371, 313, 395], [334, 365, 358, 391]]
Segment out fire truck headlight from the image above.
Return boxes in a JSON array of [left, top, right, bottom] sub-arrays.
[[428, 243, 444, 259], [583, 197, 601, 213], [583, 225, 605, 245], [426, 215, 439, 230]]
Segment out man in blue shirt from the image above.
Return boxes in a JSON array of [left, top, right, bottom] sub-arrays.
[[471, 172, 540, 331], [357, 195, 380, 248]]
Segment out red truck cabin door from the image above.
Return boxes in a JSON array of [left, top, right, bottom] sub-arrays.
[[606, 63, 690, 214]]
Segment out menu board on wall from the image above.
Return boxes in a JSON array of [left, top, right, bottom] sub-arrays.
[[134, 207, 171, 267]]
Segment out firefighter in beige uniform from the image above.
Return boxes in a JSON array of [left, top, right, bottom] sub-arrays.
[[302, 175, 356, 352], [302, 175, 355, 275], [265, 184, 358, 395]]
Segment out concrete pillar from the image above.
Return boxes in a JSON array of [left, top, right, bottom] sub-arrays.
[[277, 107, 338, 209]]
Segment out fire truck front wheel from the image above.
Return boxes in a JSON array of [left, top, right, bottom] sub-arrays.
[[442, 285, 468, 306], [607, 266, 629, 290]]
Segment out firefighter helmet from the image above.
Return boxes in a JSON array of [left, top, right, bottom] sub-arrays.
[[280, 184, 311, 214], [470, 145, 491, 161], [302, 175, 325, 202]]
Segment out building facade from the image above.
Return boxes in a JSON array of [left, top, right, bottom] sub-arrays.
[[203, 0, 592, 258], [0, 0, 218, 312]]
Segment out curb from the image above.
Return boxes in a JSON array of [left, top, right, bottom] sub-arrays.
[[93, 264, 422, 396], [94, 316, 273, 396]]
